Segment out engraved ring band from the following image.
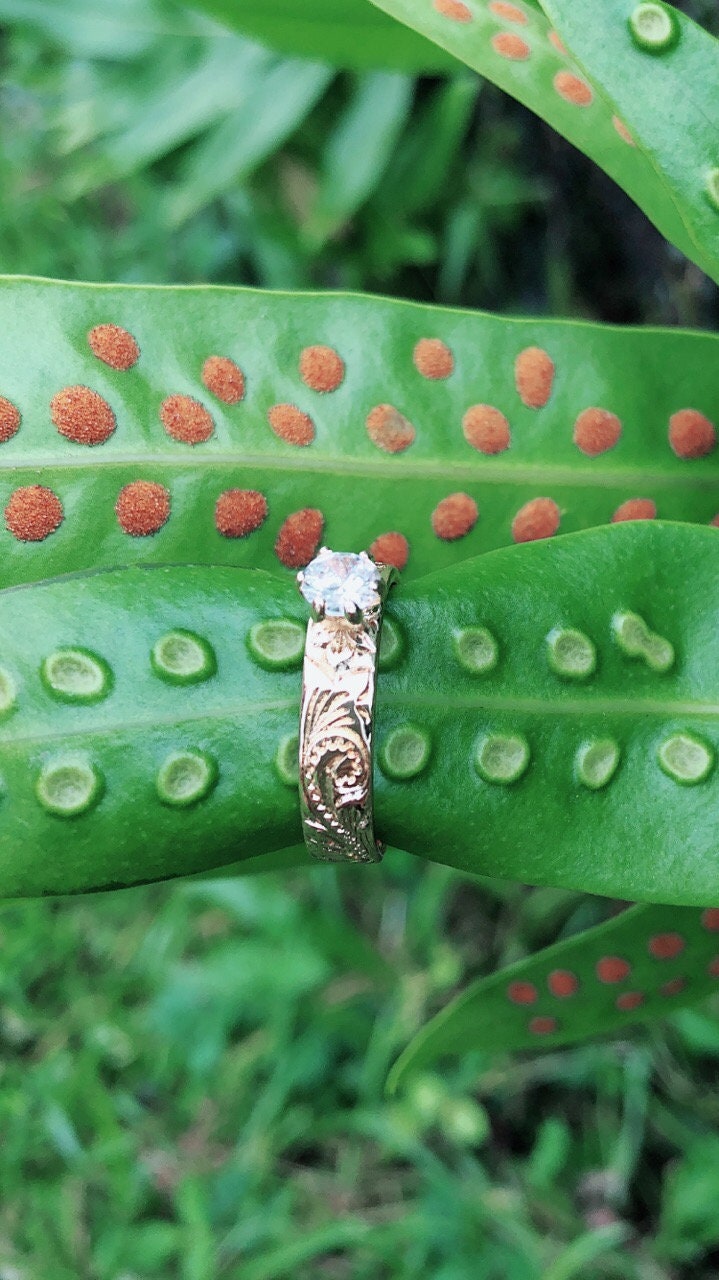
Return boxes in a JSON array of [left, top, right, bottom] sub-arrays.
[[296, 548, 399, 863]]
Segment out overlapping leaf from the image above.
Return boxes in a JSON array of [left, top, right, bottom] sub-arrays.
[[367, 0, 719, 283], [542, 0, 719, 281], [0, 278, 716, 590], [388, 902, 719, 1086], [0, 562, 309, 897], [3, 523, 719, 906], [185, 0, 458, 70]]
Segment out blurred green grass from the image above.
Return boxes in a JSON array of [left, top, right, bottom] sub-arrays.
[[6, 861, 719, 1278], [0, 1, 718, 1275]]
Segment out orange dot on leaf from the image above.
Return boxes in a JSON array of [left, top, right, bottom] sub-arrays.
[[669, 409, 716, 460], [596, 955, 631, 984], [648, 932, 685, 960], [548, 969, 579, 998], [5, 485, 63, 542], [661, 977, 687, 997], [432, 493, 478, 541], [491, 31, 530, 58], [413, 338, 454, 380], [275, 508, 324, 569], [529, 1016, 558, 1035], [202, 356, 245, 405], [215, 489, 268, 539], [514, 347, 555, 408], [88, 323, 140, 371], [51, 386, 116, 446], [299, 345, 345, 393], [433, 0, 472, 20], [612, 116, 635, 145], [512, 497, 560, 543], [612, 498, 656, 523], [115, 481, 170, 537], [462, 404, 511, 455], [160, 395, 214, 445], [366, 404, 415, 454], [369, 532, 409, 571], [0, 397, 21, 443], [489, 1, 527, 23], [268, 404, 315, 447], [508, 981, 537, 1005], [573, 408, 622, 457], [616, 991, 644, 1012], [554, 71, 593, 106]]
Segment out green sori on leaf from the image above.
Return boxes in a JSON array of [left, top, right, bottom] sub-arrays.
[[0, 278, 716, 590], [2, 522, 719, 909], [366, 0, 719, 283], [387, 901, 719, 1088], [627, 2, 680, 53]]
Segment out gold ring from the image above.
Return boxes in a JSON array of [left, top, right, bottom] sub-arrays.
[[296, 548, 399, 863]]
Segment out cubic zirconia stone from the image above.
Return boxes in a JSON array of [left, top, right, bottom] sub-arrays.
[[299, 549, 381, 616]]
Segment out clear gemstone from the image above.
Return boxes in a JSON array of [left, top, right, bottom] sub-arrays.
[[299, 549, 381, 617]]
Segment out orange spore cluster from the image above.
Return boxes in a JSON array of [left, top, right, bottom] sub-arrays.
[[115, 481, 170, 537], [432, 492, 478, 541], [514, 347, 554, 408], [612, 498, 656, 522], [0, 396, 21, 443], [489, 1, 527, 23], [701, 908, 719, 931], [366, 404, 415, 454], [299, 345, 345, 394], [616, 991, 644, 1012], [462, 404, 511, 454], [548, 969, 579, 998], [160, 395, 214, 445], [511, 497, 560, 543], [275, 508, 324, 568], [612, 116, 635, 145], [711, 514, 719, 527], [507, 980, 537, 1005], [554, 71, 593, 106], [413, 338, 454, 380], [668, 409, 716, 460], [51, 385, 116, 446], [202, 356, 245, 405], [268, 404, 315, 447], [573, 407, 622, 456], [596, 955, 631, 984], [709, 958, 719, 976], [369, 532, 409, 571], [491, 31, 530, 58], [661, 977, 687, 996], [648, 932, 685, 959], [88, 323, 140, 371], [5, 484, 63, 541], [433, 0, 472, 20], [215, 489, 268, 538], [529, 1016, 558, 1035], [548, 30, 567, 54]]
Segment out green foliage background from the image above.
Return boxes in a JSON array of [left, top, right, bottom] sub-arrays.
[[0, 1, 718, 1275]]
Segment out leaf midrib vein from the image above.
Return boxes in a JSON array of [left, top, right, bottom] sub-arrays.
[[0, 451, 714, 492], [381, 692, 719, 717], [2, 690, 718, 751], [0, 698, 298, 749]]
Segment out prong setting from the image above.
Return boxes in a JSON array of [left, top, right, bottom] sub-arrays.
[[297, 549, 383, 619]]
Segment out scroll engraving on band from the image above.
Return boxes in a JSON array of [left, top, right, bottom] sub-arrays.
[[299, 602, 382, 864]]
